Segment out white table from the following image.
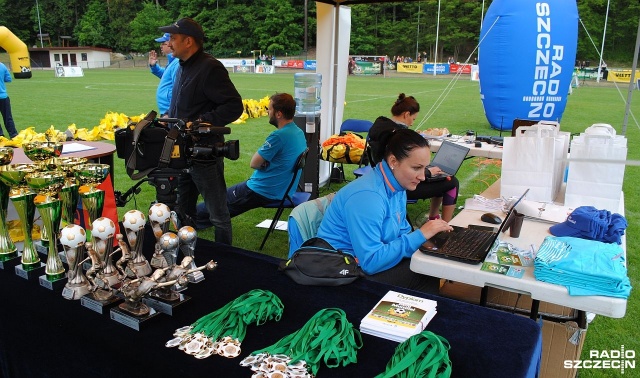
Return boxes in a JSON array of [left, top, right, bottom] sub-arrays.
[[428, 135, 504, 159], [410, 180, 627, 321]]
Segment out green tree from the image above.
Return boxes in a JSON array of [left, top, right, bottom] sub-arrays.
[[129, 2, 174, 53], [253, 0, 303, 54], [75, 0, 111, 48]]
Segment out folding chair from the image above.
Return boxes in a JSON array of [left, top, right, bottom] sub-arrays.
[[328, 119, 373, 184], [260, 148, 311, 250]]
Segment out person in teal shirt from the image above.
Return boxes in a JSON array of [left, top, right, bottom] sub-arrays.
[[317, 128, 452, 293], [0, 62, 18, 139], [196, 93, 306, 226]]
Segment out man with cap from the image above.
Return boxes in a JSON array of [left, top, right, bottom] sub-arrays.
[[159, 17, 243, 245], [148, 32, 178, 116]]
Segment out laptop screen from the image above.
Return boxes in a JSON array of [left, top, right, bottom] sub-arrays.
[[430, 141, 470, 175]]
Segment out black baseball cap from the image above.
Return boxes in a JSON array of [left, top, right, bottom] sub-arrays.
[[159, 18, 205, 41]]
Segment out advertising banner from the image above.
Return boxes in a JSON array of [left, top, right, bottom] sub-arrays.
[[304, 60, 317, 70], [255, 65, 275, 74], [354, 61, 383, 75], [397, 63, 423, 73], [449, 63, 472, 74], [422, 64, 450, 75], [233, 65, 254, 73], [607, 70, 640, 83]]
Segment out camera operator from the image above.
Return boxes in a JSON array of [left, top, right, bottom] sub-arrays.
[[195, 93, 306, 228], [159, 17, 243, 245]]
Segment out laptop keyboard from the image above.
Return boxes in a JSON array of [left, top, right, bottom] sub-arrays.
[[428, 228, 495, 261]]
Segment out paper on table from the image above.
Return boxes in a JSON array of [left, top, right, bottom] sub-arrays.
[[62, 142, 97, 154], [256, 219, 288, 231]]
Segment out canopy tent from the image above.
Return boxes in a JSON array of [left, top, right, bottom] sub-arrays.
[[314, 0, 423, 185]]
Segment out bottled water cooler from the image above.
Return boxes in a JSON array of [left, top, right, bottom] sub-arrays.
[[294, 73, 322, 133], [293, 72, 321, 199]]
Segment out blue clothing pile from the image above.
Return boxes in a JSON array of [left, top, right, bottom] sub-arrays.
[[549, 206, 627, 245], [534, 236, 631, 299]]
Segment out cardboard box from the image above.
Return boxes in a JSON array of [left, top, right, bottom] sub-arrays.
[[439, 281, 587, 378]]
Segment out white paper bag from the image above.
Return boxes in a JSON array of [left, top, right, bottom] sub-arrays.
[[565, 129, 627, 212], [501, 124, 569, 202]]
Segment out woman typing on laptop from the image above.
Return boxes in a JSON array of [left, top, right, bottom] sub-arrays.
[[368, 93, 459, 221], [317, 129, 452, 294]]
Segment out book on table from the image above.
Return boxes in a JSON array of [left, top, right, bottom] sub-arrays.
[[360, 290, 437, 343]]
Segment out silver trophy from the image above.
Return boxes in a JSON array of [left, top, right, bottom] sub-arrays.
[[177, 226, 204, 283], [60, 224, 91, 300], [148, 203, 171, 269], [118, 269, 186, 317], [91, 217, 119, 287], [121, 209, 151, 277]]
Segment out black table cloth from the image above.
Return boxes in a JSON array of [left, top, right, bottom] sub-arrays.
[[0, 227, 541, 378]]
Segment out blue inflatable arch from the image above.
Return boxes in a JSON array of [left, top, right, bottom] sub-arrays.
[[478, 0, 578, 130]]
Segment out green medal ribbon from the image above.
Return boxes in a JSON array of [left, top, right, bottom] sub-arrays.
[[188, 289, 284, 341], [250, 308, 363, 376], [375, 331, 452, 378]]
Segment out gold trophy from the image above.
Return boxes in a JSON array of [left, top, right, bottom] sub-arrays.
[[26, 170, 67, 287], [51, 157, 87, 227], [75, 163, 110, 237], [0, 163, 42, 278], [121, 209, 151, 277], [60, 224, 91, 300], [0, 147, 17, 264], [22, 141, 63, 248]]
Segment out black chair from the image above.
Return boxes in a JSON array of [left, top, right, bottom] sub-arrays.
[[259, 148, 311, 250]]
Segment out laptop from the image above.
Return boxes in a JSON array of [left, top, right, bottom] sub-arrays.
[[426, 141, 470, 182], [419, 189, 529, 264]]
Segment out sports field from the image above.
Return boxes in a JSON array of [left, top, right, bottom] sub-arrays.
[[4, 65, 639, 376]]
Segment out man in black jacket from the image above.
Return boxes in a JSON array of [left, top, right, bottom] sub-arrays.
[[160, 17, 244, 245]]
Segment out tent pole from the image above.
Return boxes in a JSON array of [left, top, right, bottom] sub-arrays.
[[597, 0, 610, 83], [622, 16, 640, 136], [433, 0, 441, 76]]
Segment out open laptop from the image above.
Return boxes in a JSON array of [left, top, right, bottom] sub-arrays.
[[419, 189, 529, 264], [426, 141, 470, 182]]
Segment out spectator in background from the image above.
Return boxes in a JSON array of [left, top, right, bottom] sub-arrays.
[[368, 93, 460, 222], [160, 17, 244, 245], [148, 33, 178, 116], [195, 93, 307, 227], [0, 62, 18, 139]]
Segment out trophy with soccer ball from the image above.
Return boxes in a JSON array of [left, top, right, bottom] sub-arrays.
[[60, 224, 91, 300], [121, 209, 151, 277], [148, 203, 172, 269]]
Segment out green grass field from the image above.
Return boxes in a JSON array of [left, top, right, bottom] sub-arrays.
[[4, 65, 638, 376]]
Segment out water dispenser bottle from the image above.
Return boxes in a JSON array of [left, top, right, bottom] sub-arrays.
[[294, 73, 321, 133]]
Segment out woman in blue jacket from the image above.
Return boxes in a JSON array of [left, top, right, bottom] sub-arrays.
[[317, 128, 452, 293]]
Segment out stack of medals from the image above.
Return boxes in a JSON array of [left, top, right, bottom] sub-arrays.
[[165, 289, 284, 360], [240, 308, 363, 378], [239, 353, 310, 378]]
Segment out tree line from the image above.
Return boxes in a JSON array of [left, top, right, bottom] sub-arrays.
[[0, 0, 637, 65]]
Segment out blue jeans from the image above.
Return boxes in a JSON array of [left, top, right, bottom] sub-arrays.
[[195, 181, 271, 229], [177, 159, 232, 245], [0, 97, 18, 138]]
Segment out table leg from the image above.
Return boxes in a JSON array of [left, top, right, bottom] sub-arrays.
[[480, 286, 488, 306], [530, 299, 540, 321]]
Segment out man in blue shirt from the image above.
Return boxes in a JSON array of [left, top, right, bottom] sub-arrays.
[[196, 93, 306, 226], [148, 33, 178, 116], [0, 62, 18, 139]]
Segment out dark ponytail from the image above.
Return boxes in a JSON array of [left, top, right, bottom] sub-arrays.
[[382, 128, 429, 162]]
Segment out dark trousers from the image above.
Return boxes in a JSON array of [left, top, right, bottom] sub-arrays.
[[0, 97, 18, 138], [195, 181, 271, 229]]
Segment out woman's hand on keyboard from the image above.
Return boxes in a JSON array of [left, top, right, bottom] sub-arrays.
[[419, 219, 453, 240]]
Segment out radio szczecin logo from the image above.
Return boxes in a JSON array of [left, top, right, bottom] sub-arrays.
[[565, 346, 636, 374]]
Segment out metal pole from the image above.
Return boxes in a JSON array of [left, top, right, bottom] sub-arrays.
[[36, 0, 44, 48], [304, 0, 308, 52], [433, 0, 441, 76], [621, 16, 640, 136], [597, 0, 610, 83], [415, 2, 421, 61]]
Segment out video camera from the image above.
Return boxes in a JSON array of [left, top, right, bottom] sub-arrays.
[[157, 117, 240, 162], [114, 111, 240, 210]]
